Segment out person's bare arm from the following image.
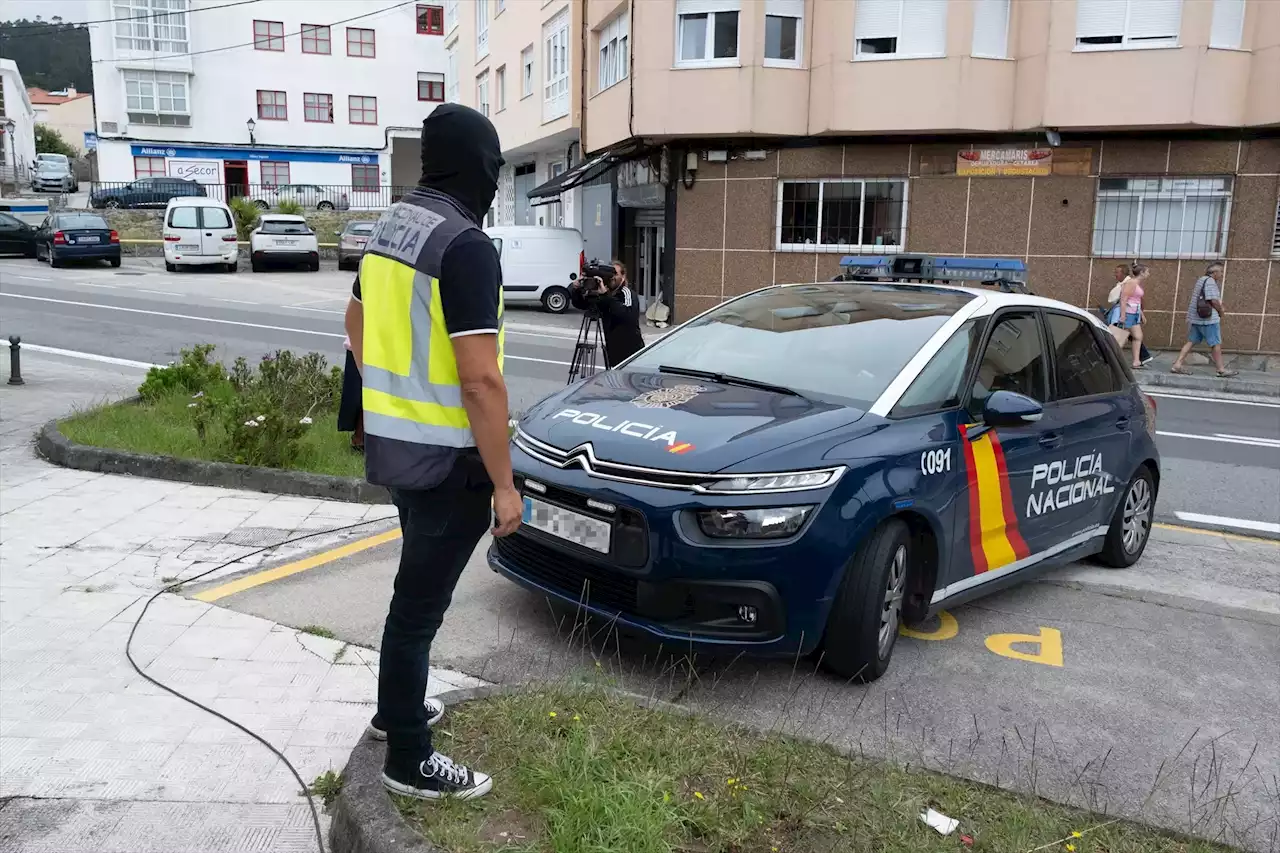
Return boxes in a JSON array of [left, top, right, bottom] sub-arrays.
[[453, 333, 519, 536], [1209, 299, 1225, 317], [344, 296, 364, 373]]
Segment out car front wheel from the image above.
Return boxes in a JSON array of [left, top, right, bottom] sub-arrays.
[[542, 286, 569, 314], [317, 201, 334, 210], [1098, 466, 1155, 568], [821, 518, 912, 683], [103, 199, 122, 209]]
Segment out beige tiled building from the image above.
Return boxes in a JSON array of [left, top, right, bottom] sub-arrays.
[[448, 0, 1280, 351]]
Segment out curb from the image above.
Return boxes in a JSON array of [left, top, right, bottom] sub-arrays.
[[36, 419, 391, 504], [1137, 372, 1280, 398]]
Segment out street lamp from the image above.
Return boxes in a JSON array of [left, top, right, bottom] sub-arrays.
[[246, 117, 256, 146]]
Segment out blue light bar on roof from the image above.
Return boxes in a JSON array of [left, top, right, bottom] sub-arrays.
[[838, 254, 1027, 284]]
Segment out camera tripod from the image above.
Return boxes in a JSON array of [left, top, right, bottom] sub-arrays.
[[567, 308, 607, 384]]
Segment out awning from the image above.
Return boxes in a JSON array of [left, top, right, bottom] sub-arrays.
[[526, 141, 643, 203]]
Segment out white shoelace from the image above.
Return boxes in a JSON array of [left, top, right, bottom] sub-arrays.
[[424, 752, 469, 786]]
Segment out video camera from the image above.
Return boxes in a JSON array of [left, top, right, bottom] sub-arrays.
[[570, 259, 618, 294]]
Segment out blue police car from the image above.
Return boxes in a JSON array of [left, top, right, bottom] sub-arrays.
[[489, 256, 1160, 682]]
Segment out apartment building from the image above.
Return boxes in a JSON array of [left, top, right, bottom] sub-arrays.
[[453, 0, 1278, 351], [88, 0, 450, 202], [1, 60, 38, 182], [28, 88, 96, 155]]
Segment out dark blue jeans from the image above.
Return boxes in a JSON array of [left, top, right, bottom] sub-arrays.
[[379, 453, 492, 769]]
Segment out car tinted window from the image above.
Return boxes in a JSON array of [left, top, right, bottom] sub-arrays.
[[970, 313, 1048, 411], [491, 236, 503, 257], [1046, 312, 1122, 399], [892, 319, 982, 417], [347, 222, 375, 234], [201, 207, 233, 229], [0, 212, 20, 226], [168, 207, 200, 228], [260, 220, 312, 235], [627, 284, 973, 408], [56, 214, 109, 229]]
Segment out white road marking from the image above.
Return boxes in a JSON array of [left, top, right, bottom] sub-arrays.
[[1145, 391, 1280, 409], [72, 282, 119, 289], [1157, 430, 1280, 448], [1174, 512, 1280, 535], [137, 289, 179, 296], [20, 343, 160, 369], [8, 274, 51, 282], [214, 298, 259, 305], [291, 306, 344, 315], [291, 297, 347, 306]]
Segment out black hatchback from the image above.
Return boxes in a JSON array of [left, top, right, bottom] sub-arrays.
[[34, 212, 121, 268]]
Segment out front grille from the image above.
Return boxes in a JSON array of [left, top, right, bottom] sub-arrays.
[[493, 533, 639, 615]]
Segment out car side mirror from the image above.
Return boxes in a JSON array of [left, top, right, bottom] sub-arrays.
[[981, 390, 1043, 427]]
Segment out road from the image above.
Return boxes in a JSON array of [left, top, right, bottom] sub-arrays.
[[3, 255, 1277, 533]]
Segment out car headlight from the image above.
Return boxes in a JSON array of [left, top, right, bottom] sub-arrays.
[[703, 469, 842, 493], [696, 506, 813, 539]]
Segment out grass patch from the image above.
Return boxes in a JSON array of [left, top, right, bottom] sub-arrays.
[[401, 688, 1232, 853], [308, 769, 344, 809], [300, 625, 337, 640], [61, 393, 364, 479]]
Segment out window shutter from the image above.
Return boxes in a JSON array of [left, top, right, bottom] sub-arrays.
[[971, 0, 1009, 57], [899, 0, 948, 57], [1076, 0, 1126, 40], [676, 0, 741, 15], [1209, 0, 1245, 48], [1127, 0, 1182, 40], [765, 0, 804, 17], [855, 0, 901, 41]]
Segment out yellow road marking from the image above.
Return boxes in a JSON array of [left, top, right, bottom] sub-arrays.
[[1153, 522, 1279, 546], [193, 528, 402, 602]]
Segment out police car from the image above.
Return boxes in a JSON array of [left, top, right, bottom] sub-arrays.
[[489, 255, 1159, 682]]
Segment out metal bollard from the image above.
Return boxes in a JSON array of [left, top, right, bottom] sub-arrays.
[[8, 336, 23, 386]]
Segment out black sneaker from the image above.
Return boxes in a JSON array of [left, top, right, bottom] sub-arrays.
[[366, 697, 445, 741], [382, 751, 492, 800]]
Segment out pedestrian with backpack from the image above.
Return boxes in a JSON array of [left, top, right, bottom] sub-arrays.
[[1171, 263, 1238, 377]]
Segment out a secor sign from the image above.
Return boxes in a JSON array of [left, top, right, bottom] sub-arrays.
[[168, 159, 222, 184]]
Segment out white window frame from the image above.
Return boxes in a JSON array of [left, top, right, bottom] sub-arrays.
[[970, 0, 1011, 59], [446, 42, 460, 103], [114, 0, 189, 54], [476, 0, 489, 60], [495, 65, 506, 111], [675, 0, 741, 69], [598, 12, 630, 92], [1269, 198, 1279, 258], [1091, 177, 1233, 260], [775, 178, 909, 253], [1209, 0, 1246, 50], [521, 45, 535, 98], [476, 70, 490, 117], [123, 69, 190, 125], [763, 0, 803, 67], [854, 0, 949, 61], [1074, 0, 1182, 52], [543, 9, 570, 122], [497, 0, 506, 14], [444, 0, 459, 34]]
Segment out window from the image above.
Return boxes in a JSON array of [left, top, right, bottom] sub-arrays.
[[777, 178, 907, 251], [971, 0, 1010, 58], [497, 0, 506, 13], [418, 72, 445, 102], [598, 12, 630, 91], [417, 5, 444, 35], [1209, 0, 1245, 49], [202, 207, 233, 230], [476, 0, 489, 58], [676, 0, 740, 66], [347, 27, 376, 58], [544, 10, 570, 120], [764, 0, 802, 65], [892, 320, 981, 418], [446, 45, 460, 102], [349, 95, 378, 124], [1046, 313, 1122, 400], [256, 90, 287, 120], [445, 0, 459, 33], [476, 70, 490, 117], [304, 92, 333, 122], [1075, 0, 1181, 49], [352, 164, 380, 189], [970, 314, 1048, 413], [495, 66, 506, 110], [302, 23, 331, 54], [124, 69, 190, 126], [253, 19, 285, 51], [133, 156, 166, 178], [855, 0, 948, 58], [521, 45, 535, 97], [260, 161, 290, 187], [167, 205, 199, 228], [114, 0, 188, 53], [1092, 177, 1232, 259]]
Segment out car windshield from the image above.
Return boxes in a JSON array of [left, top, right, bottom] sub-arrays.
[[38, 162, 67, 173], [346, 223, 375, 235], [626, 284, 973, 408], [56, 214, 108, 229], [260, 220, 312, 235]]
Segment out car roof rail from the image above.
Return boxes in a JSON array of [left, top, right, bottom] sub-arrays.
[[835, 254, 1031, 294]]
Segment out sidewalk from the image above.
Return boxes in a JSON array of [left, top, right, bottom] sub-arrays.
[[1137, 349, 1280, 398], [0, 352, 480, 853]]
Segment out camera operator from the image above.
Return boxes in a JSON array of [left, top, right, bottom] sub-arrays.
[[571, 260, 645, 368]]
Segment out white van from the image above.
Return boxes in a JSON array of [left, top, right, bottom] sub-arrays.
[[485, 226, 584, 313], [162, 197, 239, 272]]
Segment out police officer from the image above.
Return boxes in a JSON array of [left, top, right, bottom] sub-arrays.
[[571, 260, 645, 367], [344, 104, 515, 801]]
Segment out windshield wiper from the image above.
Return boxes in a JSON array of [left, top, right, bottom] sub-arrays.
[[657, 365, 802, 397]]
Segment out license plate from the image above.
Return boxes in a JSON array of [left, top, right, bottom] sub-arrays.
[[522, 496, 611, 553], [355, 239, 367, 247], [274, 238, 297, 247], [178, 244, 199, 252], [75, 236, 100, 244]]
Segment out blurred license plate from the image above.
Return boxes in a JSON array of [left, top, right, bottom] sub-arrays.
[[178, 244, 199, 251], [75, 236, 100, 244], [355, 239, 367, 247], [522, 496, 610, 553], [274, 238, 297, 247]]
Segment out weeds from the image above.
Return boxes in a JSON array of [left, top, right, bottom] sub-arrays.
[[307, 769, 344, 809], [300, 625, 336, 640]]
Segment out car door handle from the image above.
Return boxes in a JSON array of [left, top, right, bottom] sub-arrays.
[[1115, 417, 1130, 430], [1038, 432, 1063, 450], [205, 232, 213, 236]]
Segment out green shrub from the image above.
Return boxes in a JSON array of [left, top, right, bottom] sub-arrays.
[[138, 345, 227, 402], [229, 196, 260, 240], [276, 198, 304, 216]]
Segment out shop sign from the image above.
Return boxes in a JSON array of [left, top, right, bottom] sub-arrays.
[[956, 148, 1053, 176], [168, 159, 221, 184]]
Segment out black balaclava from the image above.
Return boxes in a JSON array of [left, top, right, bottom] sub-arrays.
[[419, 104, 504, 223]]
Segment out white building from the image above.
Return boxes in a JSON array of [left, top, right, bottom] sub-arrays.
[[0, 60, 38, 184], [88, 0, 450, 202]]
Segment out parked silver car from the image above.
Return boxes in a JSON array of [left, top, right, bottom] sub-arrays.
[[250, 184, 350, 211], [32, 160, 77, 193], [337, 220, 376, 270]]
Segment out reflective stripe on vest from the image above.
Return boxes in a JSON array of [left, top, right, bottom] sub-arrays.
[[359, 191, 505, 453]]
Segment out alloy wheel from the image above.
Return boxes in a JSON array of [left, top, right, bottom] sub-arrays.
[[547, 292, 567, 312], [1122, 477, 1152, 554], [878, 544, 908, 658]]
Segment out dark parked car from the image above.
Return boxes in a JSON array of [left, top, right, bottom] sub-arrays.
[[337, 220, 376, 270], [0, 212, 38, 257], [90, 178, 206, 209], [34, 212, 121, 267]]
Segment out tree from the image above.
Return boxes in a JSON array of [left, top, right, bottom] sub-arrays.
[[0, 19, 92, 93], [35, 124, 78, 158]]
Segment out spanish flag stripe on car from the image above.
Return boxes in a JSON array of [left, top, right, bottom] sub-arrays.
[[959, 424, 1031, 574]]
